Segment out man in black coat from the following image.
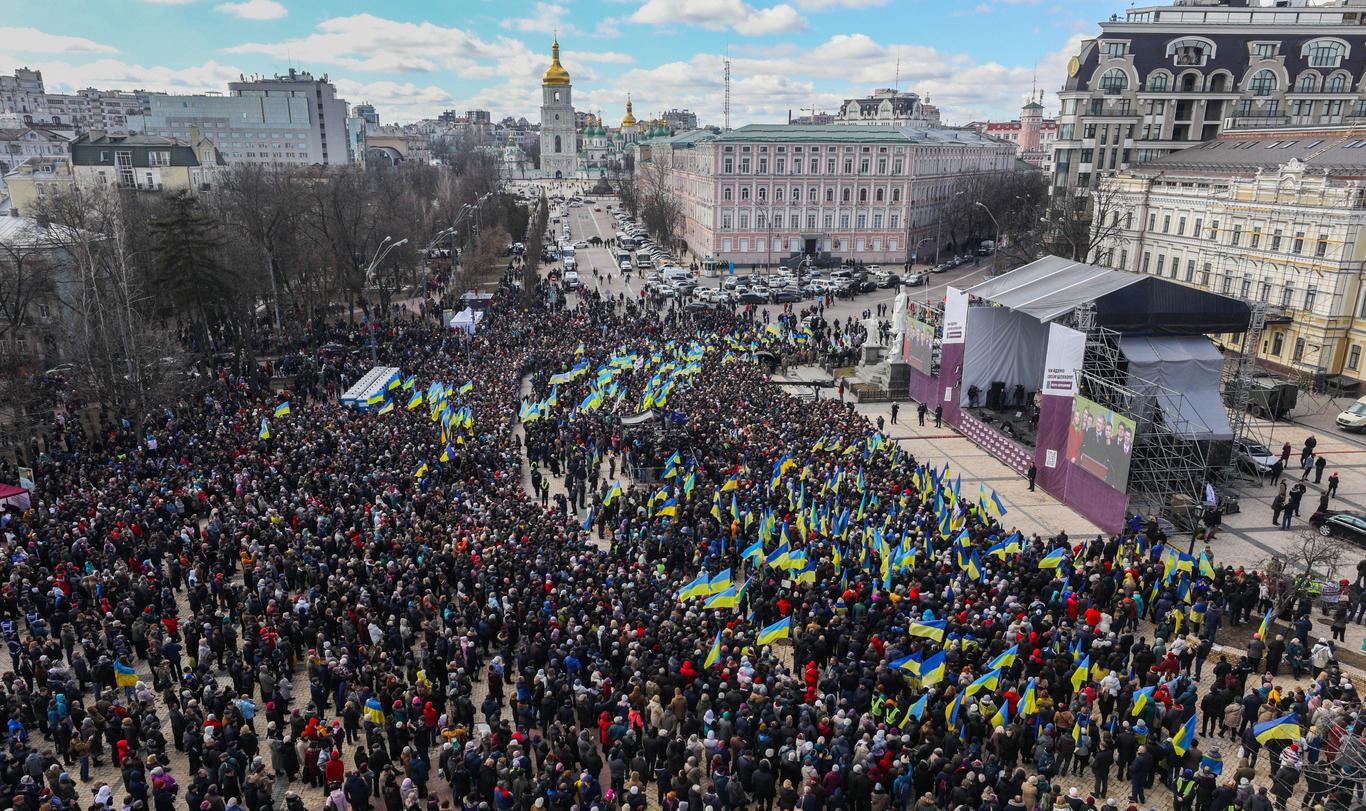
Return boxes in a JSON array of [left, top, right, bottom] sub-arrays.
[[1129, 745, 1153, 804]]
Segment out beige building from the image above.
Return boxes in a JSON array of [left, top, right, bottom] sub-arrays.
[[3, 158, 73, 217], [70, 130, 225, 193], [1095, 127, 1366, 384]]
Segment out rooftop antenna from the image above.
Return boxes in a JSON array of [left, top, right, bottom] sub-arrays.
[[894, 58, 900, 92], [723, 47, 731, 131], [1031, 63, 1038, 104]]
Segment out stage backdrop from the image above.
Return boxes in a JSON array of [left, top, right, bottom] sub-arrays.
[[904, 318, 935, 374], [1065, 395, 1136, 491], [959, 307, 1049, 408]]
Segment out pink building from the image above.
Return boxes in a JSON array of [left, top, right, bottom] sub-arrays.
[[646, 124, 1016, 266], [966, 97, 1058, 172]]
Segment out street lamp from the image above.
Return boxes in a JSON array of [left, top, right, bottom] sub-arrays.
[[1040, 216, 1078, 261], [365, 236, 408, 362], [974, 201, 1001, 274]]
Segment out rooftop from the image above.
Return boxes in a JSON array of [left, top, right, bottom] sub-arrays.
[[1136, 128, 1366, 174], [688, 123, 1004, 147]]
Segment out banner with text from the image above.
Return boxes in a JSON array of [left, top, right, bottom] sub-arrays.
[[1042, 324, 1085, 397]]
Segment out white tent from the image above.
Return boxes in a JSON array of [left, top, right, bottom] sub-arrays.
[[450, 308, 484, 334]]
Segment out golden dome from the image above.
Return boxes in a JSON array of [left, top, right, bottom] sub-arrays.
[[621, 94, 637, 127], [542, 39, 571, 86]]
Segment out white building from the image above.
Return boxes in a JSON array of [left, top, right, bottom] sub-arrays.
[[833, 89, 941, 128], [0, 69, 48, 124], [538, 40, 579, 178], [131, 69, 351, 166]]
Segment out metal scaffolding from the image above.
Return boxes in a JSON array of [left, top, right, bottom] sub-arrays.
[[1219, 299, 1269, 483], [1074, 325, 1213, 528]]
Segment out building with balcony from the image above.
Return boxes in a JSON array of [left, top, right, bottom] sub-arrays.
[[1054, 0, 1366, 196], [833, 89, 941, 128], [69, 131, 225, 193], [646, 123, 1016, 266], [1094, 126, 1366, 383]]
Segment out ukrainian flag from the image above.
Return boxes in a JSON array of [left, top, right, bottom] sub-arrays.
[[1258, 606, 1275, 640], [756, 617, 791, 646], [704, 630, 722, 669], [603, 481, 624, 506], [413, 461, 429, 478], [721, 475, 739, 492], [1021, 678, 1038, 716], [364, 697, 386, 725], [709, 569, 733, 594], [907, 620, 947, 643], [706, 587, 740, 610], [965, 551, 984, 582], [889, 654, 919, 675], [1172, 714, 1196, 756], [406, 391, 424, 410], [965, 668, 1001, 697], [366, 392, 386, 406], [1038, 547, 1068, 569], [677, 574, 709, 602], [794, 561, 817, 585], [1254, 713, 1301, 745], [1071, 656, 1090, 692], [655, 498, 678, 518], [683, 472, 696, 496], [1131, 685, 1155, 716], [766, 543, 790, 570], [258, 418, 270, 440], [987, 533, 1023, 559], [459, 380, 474, 396], [741, 539, 765, 565], [946, 694, 963, 731], [904, 693, 928, 726], [401, 375, 415, 390], [114, 660, 138, 688], [989, 699, 1009, 729], [918, 651, 946, 686], [581, 507, 594, 532], [989, 490, 1008, 518], [989, 644, 1018, 671], [377, 400, 395, 415], [274, 401, 291, 417], [1199, 552, 1217, 580]]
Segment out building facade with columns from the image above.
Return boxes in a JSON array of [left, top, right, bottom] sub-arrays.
[[1094, 127, 1366, 384], [647, 124, 1016, 266]]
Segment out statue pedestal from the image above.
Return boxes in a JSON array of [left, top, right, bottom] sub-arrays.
[[886, 362, 909, 393], [862, 344, 887, 365]]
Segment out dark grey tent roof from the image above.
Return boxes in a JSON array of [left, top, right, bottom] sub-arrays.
[[967, 256, 1250, 336]]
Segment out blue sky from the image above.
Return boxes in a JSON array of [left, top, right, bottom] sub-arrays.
[[5, 0, 1125, 126]]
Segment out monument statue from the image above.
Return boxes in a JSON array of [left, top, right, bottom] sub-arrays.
[[888, 287, 910, 359]]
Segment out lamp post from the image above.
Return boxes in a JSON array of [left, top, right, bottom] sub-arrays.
[[974, 201, 1001, 274], [365, 236, 408, 362], [1040, 216, 1078, 261]]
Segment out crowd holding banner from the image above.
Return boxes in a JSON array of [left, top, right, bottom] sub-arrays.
[[0, 268, 1358, 811]]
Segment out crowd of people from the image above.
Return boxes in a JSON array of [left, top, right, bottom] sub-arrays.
[[0, 262, 1360, 811]]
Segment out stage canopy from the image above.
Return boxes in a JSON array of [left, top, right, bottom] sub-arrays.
[[1120, 335, 1233, 440], [968, 256, 1251, 336]]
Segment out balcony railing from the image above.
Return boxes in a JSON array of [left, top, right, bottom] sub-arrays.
[[1223, 115, 1290, 129]]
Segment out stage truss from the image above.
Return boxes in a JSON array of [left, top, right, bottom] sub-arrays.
[[1066, 320, 1214, 528]]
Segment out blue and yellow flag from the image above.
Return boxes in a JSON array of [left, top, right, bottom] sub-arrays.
[[459, 380, 474, 396], [114, 660, 138, 688], [1038, 547, 1068, 569], [603, 481, 624, 506], [703, 630, 722, 669], [756, 617, 791, 645], [1131, 685, 1155, 716], [258, 418, 271, 440], [989, 699, 1010, 729], [989, 644, 1018, 671], [965, 668, 1001, 697], [709, 569, 733, 595], [907, 620, 947, 643], [904, 693, 928, 727], [677, 573, 709, 602], [655, 498, 678, 518], [1253, 713, 1301, 745], [918, 651, 946, 686], [1258, 606, 1275, 640], [406, 391, 424, 410], [363, 697, 386, 725], [1070, 656, 1090, 692], [273, 401, 291, 417], [706, 586, 741, 610], [741, 539, 764, 566], [1172, 714, 1196, 756], [413, 461, 429, 479], [1021, 678, 1038, 716]]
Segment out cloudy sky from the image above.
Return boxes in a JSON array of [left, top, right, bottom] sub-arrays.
[[5, 0, 1124, 127]]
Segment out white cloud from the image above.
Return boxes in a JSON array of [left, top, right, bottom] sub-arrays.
[[630, 0, 805, 35], [593, 17, 624, 38], [792, 0, 886, 8], [215, 0, 287, 20], [733, 4, 806, 35], [502, 3, 580, 36], [332, 79, 456, 121], [0, 27, 118, 55], [0, 53, 242, 96], [566, 51, 634, 65], [226, 14, 543, 82], [138, 0, 196, 4]]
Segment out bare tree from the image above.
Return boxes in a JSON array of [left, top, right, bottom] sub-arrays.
[[634, 159, 682, 253], [0, 223, 58, 360], [1256, 528, 1353, 636], [1057, 183, 1135, 265]]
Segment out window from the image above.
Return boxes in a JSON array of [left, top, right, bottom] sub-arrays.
[[1201, 263, 1211, 286], [825, 188, 834, 202], [1271, 333, 1284, 356], [1147, 73, 1169, 92], [1142, 254, 1151, 273], [1178, 217, 1186, 235], [1253, 43, 1278, 59], [839, 215, 849, 229], [740, 188, 750, 200], [1155, 255, 1166, 276], [1293, 337, 1305, 362], [1282, 285, 1294, 307], [1297, 73, 1318, 93], [1305, 285, 1318, 310], [1185, 260, 1195, 282], [857, 214, 867, 229], [890, 214, 899, 229], [1193, 218, 1203, 238], [1262, 282, 1273, 301], [1100, 69, 1129, 94], [1240, 278, 1252, 298], [1222, 275, 1232, 294], [722, 214, 732, 230], [1350, 345, 1362, 372], [1167, 37, 1212, 66], [1231, 224, 1242, 246], [723, 187, 732, 201], [758, 159, 767, 173], [875, 188, 884, 202], [1162, 215, 1171, 233], [891, 188, 901, 203], [1103, 41, 1128, 59], [1329, 73, 1349, 93], [1120, 249, 1129, 270], [723, 158, 734, 173], [1293, 232, 1304, 254], [1250, 229, 1261, 248], [1305, 40, 1347, 68], [859, 159, 869, 173], [1249, 70, 1278, 96], [1271, 229, 1282, 251], [858, 188, 868, 203], [1316, 234, 1329, 257]]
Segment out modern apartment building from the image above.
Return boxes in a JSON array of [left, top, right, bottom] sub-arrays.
[[1054, 0, 1366, 195], [132, 69, 352, 166], [647, 124, 1015, 265], [1095, 127, 1366, 383]]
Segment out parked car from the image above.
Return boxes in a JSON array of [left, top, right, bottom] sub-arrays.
[[903, 272, 927, 286], [573, 240, 589, 249], [1336, 396, 1366, 432], [1234, 440, 1277, 474], [772, 289, 803, 303], [1310, 510, 1366, 545], [563, 270, 580, 289], [932, 262, 951, 274], [737, 291, 769, 305]]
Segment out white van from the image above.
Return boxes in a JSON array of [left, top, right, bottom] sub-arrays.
[[1337, 396, 1366, 431]]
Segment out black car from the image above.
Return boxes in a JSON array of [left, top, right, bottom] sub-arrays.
[[1310, 510, 1366, 545], [772, 289, 803, 303], [737, 291, 769, 305]]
